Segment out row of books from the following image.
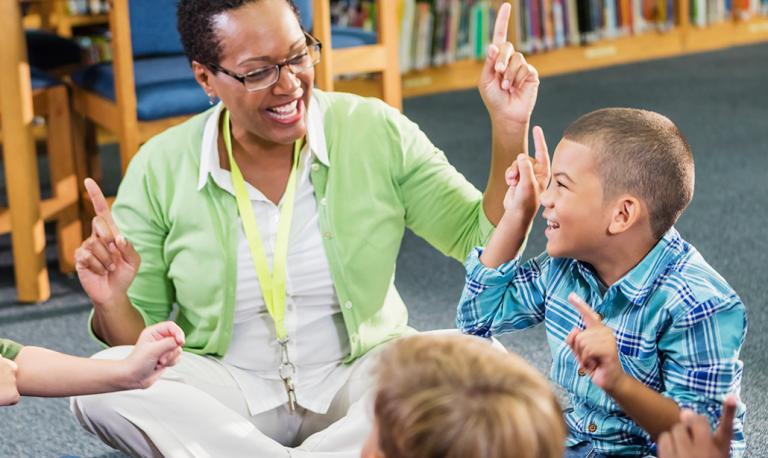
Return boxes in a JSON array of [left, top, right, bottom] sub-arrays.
[[693, 0, 768, 25], [73, 30, 112, 64], [330, 0, 767, 73], [66, 0, 109, 15]]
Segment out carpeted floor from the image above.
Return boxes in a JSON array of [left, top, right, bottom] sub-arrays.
[[1, 42, 766, 457]]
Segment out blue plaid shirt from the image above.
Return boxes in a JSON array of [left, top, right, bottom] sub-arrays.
[[457, 228, 746, 457]]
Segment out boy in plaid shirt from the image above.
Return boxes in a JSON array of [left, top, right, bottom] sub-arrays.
[[457, 109, 746, 457]]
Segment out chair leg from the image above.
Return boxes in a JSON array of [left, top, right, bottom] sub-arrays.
[[0, 0, 50, 301], [46, 85, 82, 273]]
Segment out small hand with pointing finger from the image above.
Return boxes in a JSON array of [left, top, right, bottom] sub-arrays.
[[74, 178, 140, 308], [566, 293, 625, 392], [503, 125, 551, 218], [657, 395, 737, 458], [479, 2, 540, 126]]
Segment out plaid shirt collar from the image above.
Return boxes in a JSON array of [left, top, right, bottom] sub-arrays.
[[570, 227, 687, 307]]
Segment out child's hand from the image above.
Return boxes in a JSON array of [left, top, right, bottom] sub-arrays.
[[478, 2, 539, 127], [503, 126, 550, 218], [123, 321, 185, 390], [566, 293, 625, 392], [0, 357, 20, 406], [657, 395, 736, 458]]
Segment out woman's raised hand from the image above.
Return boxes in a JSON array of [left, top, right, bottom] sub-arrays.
[[74, 179, 140, 308], [479, 2, 540, 127]]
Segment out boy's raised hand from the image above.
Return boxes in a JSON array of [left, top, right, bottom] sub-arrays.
[[479, 2, 539, 126], [566, 293, 625, 392], [75, 179, 141, 308], [123, 321, 185, 390], [503, 126, 550, 218], [657, 396, 737, 458], [0, 357, 20, 406]]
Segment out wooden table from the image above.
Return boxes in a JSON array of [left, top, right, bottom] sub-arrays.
[[1, 0, 51, 302]]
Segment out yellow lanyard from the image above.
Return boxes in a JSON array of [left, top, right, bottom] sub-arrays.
[[223, 109, 302, 341]]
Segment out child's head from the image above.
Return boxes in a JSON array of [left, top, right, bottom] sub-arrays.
[[362, 334, 565, 458], [541, 108, 694, 261]]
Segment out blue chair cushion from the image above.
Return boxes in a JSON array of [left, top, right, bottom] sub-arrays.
[[30, 67, 62, 91], [129, 0, 185, 57], [26, 30, 83, 70], [330, 26, 377, 48], [71, 55, 209, 121]]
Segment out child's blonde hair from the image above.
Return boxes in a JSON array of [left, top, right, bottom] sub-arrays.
[[373, 334, 565, 458]]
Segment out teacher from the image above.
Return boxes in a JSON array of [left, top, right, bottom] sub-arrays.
[[70, 0, 539, 456]]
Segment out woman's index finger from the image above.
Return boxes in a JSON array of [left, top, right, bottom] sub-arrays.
[[84, 178, 120, 235]]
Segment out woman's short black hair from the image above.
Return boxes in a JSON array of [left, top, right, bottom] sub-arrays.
[[177, 0, 302, 67]]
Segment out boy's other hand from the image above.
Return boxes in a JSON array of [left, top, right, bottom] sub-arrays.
[[123, 321, 185, 390], [0, 357, 20, 406], [566, 293, 624, 392], [657, 395, 737, 458], [479, 2, 539, 127], [75, 178, 141, 309], [503, 126, 550, 218]]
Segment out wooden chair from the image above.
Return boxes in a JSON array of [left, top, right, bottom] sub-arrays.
[[70, 0, 209, 176], [1, 25, 82, 302], [296, 0, 403, 110]]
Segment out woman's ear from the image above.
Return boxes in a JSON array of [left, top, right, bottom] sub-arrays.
[[607, 195, 643, 235], [192, 61, 216, 99]]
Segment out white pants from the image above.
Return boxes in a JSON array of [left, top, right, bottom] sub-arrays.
[[70, 345, 380, 458]]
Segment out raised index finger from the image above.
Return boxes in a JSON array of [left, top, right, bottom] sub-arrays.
[[492, 3, 512, 47], [568, 293, 601, 328], [84, 178, 120, 236], [532, 126, 551, 176]]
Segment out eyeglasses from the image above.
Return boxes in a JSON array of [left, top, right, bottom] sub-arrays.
[[208, 32, 322, 92]]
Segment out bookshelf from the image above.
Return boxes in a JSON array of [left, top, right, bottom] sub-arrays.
[[333, 0, 768, 99], [22, 1, 109, 37]]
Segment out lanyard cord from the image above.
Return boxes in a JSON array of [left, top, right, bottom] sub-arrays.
[[223, 109, 303, 341]]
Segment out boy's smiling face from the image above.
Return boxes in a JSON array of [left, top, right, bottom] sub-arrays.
[[541, 139, 612, 261]]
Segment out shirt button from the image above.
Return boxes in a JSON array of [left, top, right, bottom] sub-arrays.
[[588, 423, 597, 433], [344, 300, 353, 310], [320, 197, 328, 206], [323, 231, 334, 239], [578, 368, 586, 377], [311, 163, 320, 172]]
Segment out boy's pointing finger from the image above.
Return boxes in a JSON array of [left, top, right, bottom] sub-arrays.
[[569, 293, 602, 328]]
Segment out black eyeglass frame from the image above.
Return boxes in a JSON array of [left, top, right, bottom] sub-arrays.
[[207, 32, 322, 92]]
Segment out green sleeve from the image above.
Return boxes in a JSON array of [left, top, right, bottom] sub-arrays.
[[392, 109, 495, 262], [0, 338, 23, 361], [87, 144, 175, 345]]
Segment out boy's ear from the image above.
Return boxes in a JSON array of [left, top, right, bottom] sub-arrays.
[[607, 195, 644, 235]]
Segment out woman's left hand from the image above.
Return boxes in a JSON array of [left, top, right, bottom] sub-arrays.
[[479, 2, 540, 128]]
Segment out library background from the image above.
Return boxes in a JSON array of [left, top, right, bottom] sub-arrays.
[[5, 0, 768, 303]]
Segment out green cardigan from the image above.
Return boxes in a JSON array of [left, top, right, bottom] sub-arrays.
[[94, 90, 494, 362]]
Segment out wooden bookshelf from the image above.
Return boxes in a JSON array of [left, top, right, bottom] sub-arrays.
[[336, 16, 768, 99], [22, 3, 108, 37]]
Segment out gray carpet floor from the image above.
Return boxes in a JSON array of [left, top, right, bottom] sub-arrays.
[[1, 42, 766, 457]]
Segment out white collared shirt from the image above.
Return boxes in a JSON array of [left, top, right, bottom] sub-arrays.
[[197, 98, 353, 415]]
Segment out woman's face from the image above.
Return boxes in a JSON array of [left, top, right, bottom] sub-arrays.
[[209, 0, 313, 147]]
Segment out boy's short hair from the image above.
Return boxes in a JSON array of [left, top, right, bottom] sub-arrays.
[[563, 108, 695, 238], [373, 334, 565, 458]]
